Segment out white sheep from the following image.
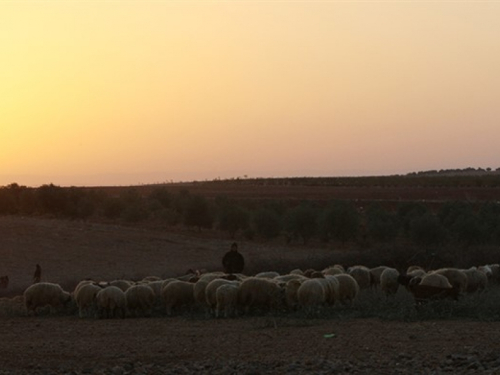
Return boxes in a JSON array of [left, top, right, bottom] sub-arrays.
[[462, 267, 488, 293], [73, 279, 97, 296], [274, 274, 308, 283], [316, 277, 340, 305], [145, 280, 165, 300], [75, 283, 102, 318], [255, 271, 280, 279], [95, 286, 127, 319], [418, 273, 452, 288], [431, 268, 468, 293], [322, 266, 344, 276], [125, 284, 156, 317], [24, 282, 72, 316], [297, 279, 326, 309], [379, 268, 400, 296], [332, 274, 359, 305], [284, 279, 303, 310], [478, 264, 500, 284], [205, 279, 234, 313], [347, 265, 371, 289], [238, 277, 285, 314], [369, 266, 388, 288], [488, 264, 500, 283], [109, 279, 133, 292], [161, 280, 195, 315], [142, 276, 161, 282], [215, 283, 240, 318], [407, 265, 425, 274], [193, 279, 210, 310]]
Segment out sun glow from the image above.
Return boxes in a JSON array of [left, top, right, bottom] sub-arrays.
[[2, 2, 500, 186]]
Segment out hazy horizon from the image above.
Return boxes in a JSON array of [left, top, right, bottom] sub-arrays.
[[2, 165, 499, 188], [2, 1, 499, 187]]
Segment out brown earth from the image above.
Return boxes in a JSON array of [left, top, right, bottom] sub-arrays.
[[1, 216, 500, 374]]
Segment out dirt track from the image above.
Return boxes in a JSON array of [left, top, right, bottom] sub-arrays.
[[2, 316, 500, 374]]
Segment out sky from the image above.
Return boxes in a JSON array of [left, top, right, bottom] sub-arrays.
[[1, 1, 500, 187]]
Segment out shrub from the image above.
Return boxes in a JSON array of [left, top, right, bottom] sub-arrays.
[[217, 204, 250, 238], [318, 200, 359, 244], [409, 212, 446, 247], [366, 204, 399, 243], [183, 195, 213, 230], [252, 208, 282, 240], [284, 203, 319, 244]]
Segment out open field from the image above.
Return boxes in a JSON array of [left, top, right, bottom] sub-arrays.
[[1, 215, 500, 374], [99, 180, 500, 204]]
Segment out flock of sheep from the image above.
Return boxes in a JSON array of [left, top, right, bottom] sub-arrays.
[[2, 262, 499, 319]]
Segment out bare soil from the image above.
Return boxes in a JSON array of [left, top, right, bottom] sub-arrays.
[[1, 216, 500, 374]]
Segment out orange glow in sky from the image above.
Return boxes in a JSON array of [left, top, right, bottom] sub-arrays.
[[1, 1, 500, 186]]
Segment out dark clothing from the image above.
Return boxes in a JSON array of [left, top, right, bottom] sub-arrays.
[[33, 264, 41, 284], [222, 250, 244, 274]]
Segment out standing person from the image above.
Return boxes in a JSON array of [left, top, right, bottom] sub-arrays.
[[33, 264, 41, 284], [222, 242, 245, 274]]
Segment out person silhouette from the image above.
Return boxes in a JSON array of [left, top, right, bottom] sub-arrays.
[[222, 242, 245, 274], [33, 264, 41, 284]]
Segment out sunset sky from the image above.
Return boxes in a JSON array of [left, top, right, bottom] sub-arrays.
[[2, 1, 499, 187]]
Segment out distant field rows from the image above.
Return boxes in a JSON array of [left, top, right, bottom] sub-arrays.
[[98, 183, 500, 203]]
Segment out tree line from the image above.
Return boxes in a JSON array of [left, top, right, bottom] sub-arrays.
[[1, 183, 500, 249]]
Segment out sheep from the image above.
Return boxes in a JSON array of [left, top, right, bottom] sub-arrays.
[[397, 268, 427, 290], [408, 273, 459, 303], [317, 276, 340, 305], [198, 272, 226, 282], [290, 269, 304, 275], [274, 274, 308, 283], [322, 266, 344, 276], [238, 277, 285, 314], [205, 279, 235, 314], [193, 279, 210, 311], [297, 279, 326, 309], [144, 280, 165, 300], [303, 269, 317, 278], [95, 286, 127, 319], [24, 282, 72, 316], [177, 272, 199, 283], [380, 268, 400, 296], [347, 266, 371, 289], [328, 264, 345, 273], [109, 279, 133, 292], [407, 265, 425, 274], [75, 283, 102, 318], [309, 271, 325, 279], [462, 267, 488, 293], [162, 280, 195, 315], [332, 274, 359, 305], [431, 268, 468, 294], [488, 264, 500, 284], [215, 283, 240, 318], [418, 273, 452, 288], [478, 264, 500, 284], [369, 266, 388, 288], [142, 276, 161, 282], [125, 284, 156, 317], [284, 279, 303, 310], [255, 271, 280, 279], [73, 279, 95, 295]]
